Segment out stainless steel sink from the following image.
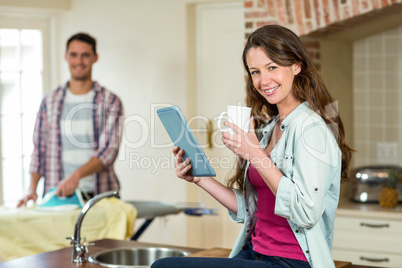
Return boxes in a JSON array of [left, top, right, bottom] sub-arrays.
[[88, 247, 191, 267]]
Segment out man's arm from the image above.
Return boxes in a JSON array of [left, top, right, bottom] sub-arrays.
[[18, 97, 48, 207], [56, 157, 104, 197], [17, 173, 42, 207]]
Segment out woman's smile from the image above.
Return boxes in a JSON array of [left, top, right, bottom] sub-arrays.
[[263, 85, 280, 96]]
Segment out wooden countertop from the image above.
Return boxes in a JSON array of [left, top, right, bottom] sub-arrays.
[[0, 239, 202, 268], [0, 239, 371, 268]]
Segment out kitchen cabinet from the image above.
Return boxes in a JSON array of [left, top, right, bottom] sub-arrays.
[[333, 200, 402, 267]]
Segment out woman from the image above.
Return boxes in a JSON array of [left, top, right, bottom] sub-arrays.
[[152, 25, 353, 268]]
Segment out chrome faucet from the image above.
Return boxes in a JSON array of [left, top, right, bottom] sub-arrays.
[[67, 190, 120, 263]]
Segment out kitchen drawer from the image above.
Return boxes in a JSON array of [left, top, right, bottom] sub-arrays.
[[332, 249, 402, 268], [335, 216, 402, 235], [333, 216, 402, 254]]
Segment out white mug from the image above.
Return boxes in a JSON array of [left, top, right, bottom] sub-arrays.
[[217, 106, 251, 134]]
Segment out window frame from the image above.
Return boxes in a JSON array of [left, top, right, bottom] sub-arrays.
[[0, 16, 51, 206]]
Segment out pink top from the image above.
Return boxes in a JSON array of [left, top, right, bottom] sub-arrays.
[[248, 163, 308, 261]]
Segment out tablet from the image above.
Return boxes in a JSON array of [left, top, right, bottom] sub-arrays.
[[157, 106, 216, 177]]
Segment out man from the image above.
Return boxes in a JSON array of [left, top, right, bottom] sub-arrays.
[[18, 33, 124, 206]]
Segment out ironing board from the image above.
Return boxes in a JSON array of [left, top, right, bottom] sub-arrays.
[[127, 201, 183, 240], [0, 198, 137, 261]]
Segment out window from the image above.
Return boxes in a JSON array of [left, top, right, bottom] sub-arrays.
[[0, 19, 48, 206]]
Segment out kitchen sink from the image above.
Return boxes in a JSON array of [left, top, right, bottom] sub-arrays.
[[88, 247, 191, 267]]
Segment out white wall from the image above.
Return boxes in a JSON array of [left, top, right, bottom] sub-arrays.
[[55, 0, 190, 246]]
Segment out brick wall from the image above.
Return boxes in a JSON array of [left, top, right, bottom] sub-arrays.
[[244, 0, 402, 71], [244, 0, 402, 37]]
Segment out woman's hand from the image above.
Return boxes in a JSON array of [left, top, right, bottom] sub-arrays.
[[173, 146, 200, 183], [221, 117, 263, 161]]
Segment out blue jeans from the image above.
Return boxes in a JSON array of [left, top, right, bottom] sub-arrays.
[[151, 242, 311, 268]]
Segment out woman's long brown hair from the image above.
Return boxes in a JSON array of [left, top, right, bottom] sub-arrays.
[[226, 25, 353, 192]]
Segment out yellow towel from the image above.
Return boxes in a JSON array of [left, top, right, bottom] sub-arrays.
[[0, 197, 137, 262]]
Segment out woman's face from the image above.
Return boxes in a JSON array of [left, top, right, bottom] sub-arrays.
[[246, 46, 301, 110]]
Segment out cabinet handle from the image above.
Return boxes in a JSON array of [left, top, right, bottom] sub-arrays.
[[360, 222, 389, 228], [360, 256, 389, 263]]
